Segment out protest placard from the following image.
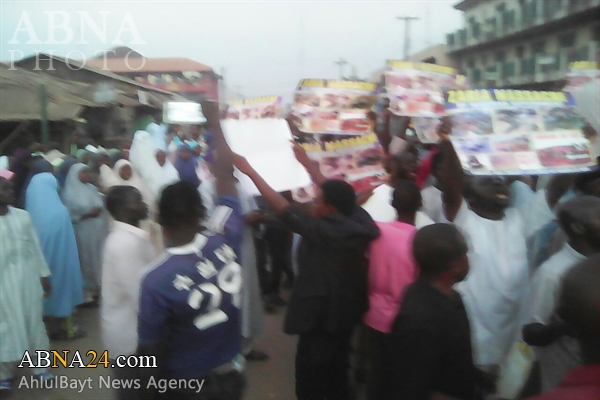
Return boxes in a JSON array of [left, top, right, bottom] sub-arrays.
[[224, 96, 282, 120], [385, 60, 468, 118], [565, 61, 600, 93], [292, 79, 378, 135], [446, 89, 597, 175], [163, 101, 206, 124], [222, 119, 312, 195]]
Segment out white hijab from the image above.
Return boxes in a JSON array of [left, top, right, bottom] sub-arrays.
[[62, 163, 103, 218], [129, 130, 180, 199]]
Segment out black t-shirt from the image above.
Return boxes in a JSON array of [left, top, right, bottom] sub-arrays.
[[385, 279, 479, 400]]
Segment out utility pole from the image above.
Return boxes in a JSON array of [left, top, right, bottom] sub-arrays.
[[334, 58, 348, 80], [397, 16, 420, 60]]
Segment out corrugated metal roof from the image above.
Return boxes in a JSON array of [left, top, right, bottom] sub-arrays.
[[87, 57, 213, 73]]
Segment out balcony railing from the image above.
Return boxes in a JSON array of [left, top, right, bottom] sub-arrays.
[[447, 0, 599, 52]]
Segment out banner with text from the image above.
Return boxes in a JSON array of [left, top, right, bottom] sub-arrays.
[[292, 79, 378, 135], [565, 61, 600, 93], [292, 132, 387, 202], [225, 96, 282, 120], [445, 89, 597, 175], [385, 60, 468, 118]]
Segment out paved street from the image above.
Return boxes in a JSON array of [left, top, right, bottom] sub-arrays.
[[9, 306, 298, 400]]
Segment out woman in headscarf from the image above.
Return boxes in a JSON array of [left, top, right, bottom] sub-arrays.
[[25, 166, 85, 340], [10, 149, 33, 209], [129, 130, 179, 199], [16, 158, 53, 209], [57, 157, 78, 189], [174, 143, 201, 188], [62, 164, 106, 305]]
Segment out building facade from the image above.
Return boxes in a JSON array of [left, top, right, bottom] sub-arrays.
[[447, 0, 600, 90], [89, 47, 220, 102]]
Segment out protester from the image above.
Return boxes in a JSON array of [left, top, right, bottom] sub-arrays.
[[57, 156, 78, 189], [62, 164, 106, 305], [384, 224, 495, 399], [0, 177, 53, 395], [420, 151, 449, 223], [102, 186, 157, 400], [363, 180, 419, 400], [438, 118, 530, 371], [8, 149, 33, 209], [25, 169, 85, 340], [200, 175, 268, 361], [360, 158, 435, 228], [146, 111, 168, 151], [137, 101, 245, 400], [174, 143, 201, 188], [234, 139, 379, 400], [130, 130, 179, 200], [523, 195, 600, 392], [16, 158, 54, 208], [529, 254, 600, 400]]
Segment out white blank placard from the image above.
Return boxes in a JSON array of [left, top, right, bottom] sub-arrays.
[[222, 119, 312, 196]]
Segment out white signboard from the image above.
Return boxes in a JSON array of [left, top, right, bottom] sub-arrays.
[[221, 119, 312, 196], [163, 101, 206, 124]]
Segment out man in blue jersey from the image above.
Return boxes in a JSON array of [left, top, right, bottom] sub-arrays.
[[136, 101, 245, 400]]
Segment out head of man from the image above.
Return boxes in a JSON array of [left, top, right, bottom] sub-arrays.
[[574, 170, 600, 199], [158, 181, 206, 247], [118, 163, 133, 181], [557, 254, 600, 364], [156, 150, 167, 167], [78, 166, 94, 184], [463, 175, 510, 217], [178, 145, 192, 161], [0, 178, 15, 208], [413, 224, 470, 285], [106, 186, 148, 226], [314, 179, 356, 219], [153, 110, 163, 124], [557, 195, 600, 255], [386, 151, 418, 186], [190, 125, 202, 141], [392, 181, 422, 221]]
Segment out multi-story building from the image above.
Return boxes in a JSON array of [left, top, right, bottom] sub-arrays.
[[446, 0, 600, 90]]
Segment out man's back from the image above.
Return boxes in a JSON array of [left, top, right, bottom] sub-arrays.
[[364, 221, 417, 334], [387, 280, 478, 400], [280, 206, 379, 334], [138, 196, 244, 379]]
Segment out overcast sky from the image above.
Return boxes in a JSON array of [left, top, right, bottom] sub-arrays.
[[1, 0, 464, 98]]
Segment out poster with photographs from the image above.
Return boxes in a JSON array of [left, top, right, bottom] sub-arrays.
[[565, 61, 600, 93], [385, 60, 468, 118], [292, 133, 387, 202], [446, 89, 597, 175], [225, 96, 282, 120], [292, 79, 378, 135]]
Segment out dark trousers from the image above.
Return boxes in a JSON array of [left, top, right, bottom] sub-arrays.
[[156, 370, 245, 400], [295, 328, 353, 400], [364, 326, 387, 400], [255, 226, 294, 297], [110, 359, 140, 400]]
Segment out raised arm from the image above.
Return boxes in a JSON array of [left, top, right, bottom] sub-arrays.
[[201, 101, 236, 197], [437, 117, 464, 222], [233, 155, 290, 214], [290, 141, 326, 186]]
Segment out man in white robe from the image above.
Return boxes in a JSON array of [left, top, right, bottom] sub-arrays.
[[0, 177, 52, 393]]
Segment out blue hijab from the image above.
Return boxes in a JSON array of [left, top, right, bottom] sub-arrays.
[[17, 158, 53, 208], [174, 144, 200, 188]]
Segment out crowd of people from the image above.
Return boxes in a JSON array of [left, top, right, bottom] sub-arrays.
[[0, 98, 599, 400]]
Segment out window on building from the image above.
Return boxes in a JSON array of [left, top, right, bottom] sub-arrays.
[[468, 58, 475, 68], [559, 32, 576, 48], [472, 68, 482, 83], [423, 57, 436, 64], [496, 51, 506, 62], [533, 41, 545, 54], [517, 45, 525, 58]]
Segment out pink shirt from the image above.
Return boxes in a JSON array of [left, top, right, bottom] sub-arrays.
[[364, 221, 417, 333]]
